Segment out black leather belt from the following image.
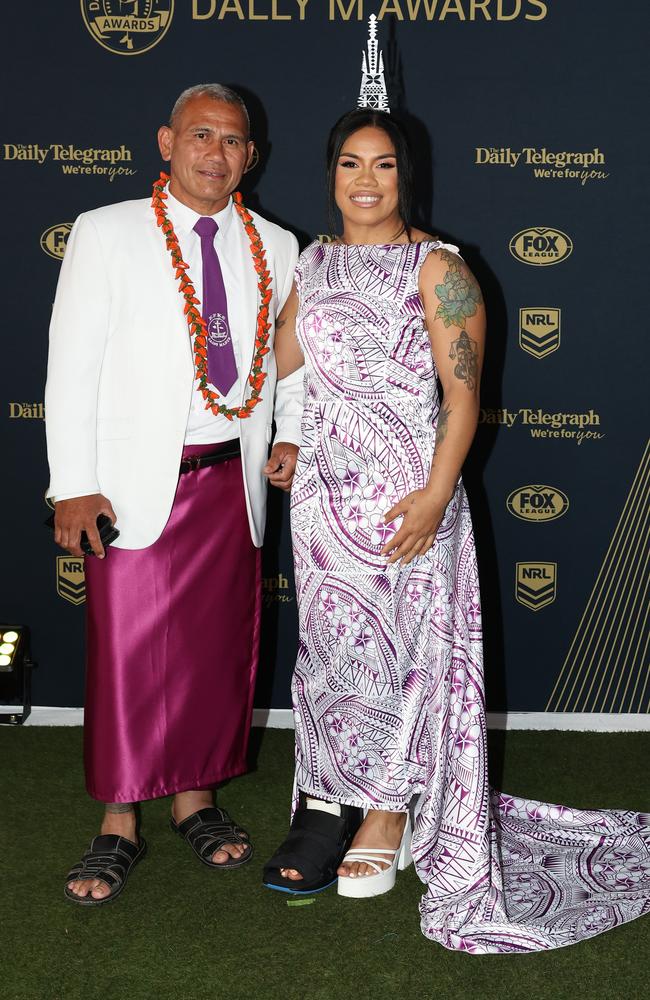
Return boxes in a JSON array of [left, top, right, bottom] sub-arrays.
[[179, 439, 241, 474]]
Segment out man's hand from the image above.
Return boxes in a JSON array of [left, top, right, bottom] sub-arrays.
[[263, 442, 299, 493], [54, 494, 117, 559]]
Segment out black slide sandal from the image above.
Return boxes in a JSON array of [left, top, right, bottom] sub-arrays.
[[170, 806, 253, 869], [64, 834, 147, 907], [263, 798, 362, 895]]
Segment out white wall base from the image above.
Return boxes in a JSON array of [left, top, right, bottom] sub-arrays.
[[3, 706, 649, 732], [484, 712, 650, 732], [248, 710, 650, 732]]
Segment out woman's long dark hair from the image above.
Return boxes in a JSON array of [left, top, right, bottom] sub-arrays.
[[326, 109, 414, 239]]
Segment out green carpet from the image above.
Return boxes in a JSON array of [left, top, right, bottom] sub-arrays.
[[0, 727, 648, 1000]]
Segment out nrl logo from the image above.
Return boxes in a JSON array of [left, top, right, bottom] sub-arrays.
[[515, 562, 557, 611], [509, 228, 573, 266], [81, 1, 174, 56], [56, 556, 86, 606], [519, 307, 561, 359], [507, 486, 569, 523]]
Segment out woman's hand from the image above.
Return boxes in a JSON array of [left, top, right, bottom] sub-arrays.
[[381, 488, 450, 565]]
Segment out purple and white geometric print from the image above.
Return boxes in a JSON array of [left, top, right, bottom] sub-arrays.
[[289, 239, 650, 952]]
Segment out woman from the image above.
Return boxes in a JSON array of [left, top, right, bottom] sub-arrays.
[[263, 109, 649, 952]]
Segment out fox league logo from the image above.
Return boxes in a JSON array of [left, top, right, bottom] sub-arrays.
[[519, 308, 561, 358], [40, 223, 72, 261], [81, 1, 174, 56], [510, 228, 573, 266], [507, 486, 569, 523]]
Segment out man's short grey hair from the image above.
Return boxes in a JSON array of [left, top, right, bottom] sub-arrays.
[[169, 84, 250, 135]]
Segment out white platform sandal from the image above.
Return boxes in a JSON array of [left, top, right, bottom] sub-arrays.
[[337, 814, 412, 898]]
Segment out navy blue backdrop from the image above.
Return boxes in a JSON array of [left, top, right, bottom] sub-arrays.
[[1, 1, 648, 715]]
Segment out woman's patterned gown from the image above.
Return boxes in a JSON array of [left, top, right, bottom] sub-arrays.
[[289, 239, 649, 953]]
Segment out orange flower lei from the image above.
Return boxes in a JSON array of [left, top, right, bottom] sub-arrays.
[[151, 172, 272, 420]]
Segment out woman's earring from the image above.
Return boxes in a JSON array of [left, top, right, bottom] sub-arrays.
[[244, 147, 260, 173]]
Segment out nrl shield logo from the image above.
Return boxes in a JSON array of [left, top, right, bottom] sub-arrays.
[[519, 308, 561, 359], [515, 562, 557, 611], [56, 557, 86, 606]]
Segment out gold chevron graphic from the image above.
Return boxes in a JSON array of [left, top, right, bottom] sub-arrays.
[[546, 439, 650, 712]]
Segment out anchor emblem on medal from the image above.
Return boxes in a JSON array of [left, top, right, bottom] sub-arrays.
[[207, 312, 231, 347]]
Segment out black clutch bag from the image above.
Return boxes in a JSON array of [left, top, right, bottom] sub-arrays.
[[45, 512, 120, 556]]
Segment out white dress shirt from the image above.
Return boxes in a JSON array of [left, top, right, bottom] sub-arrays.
[[166, 190, 247, 445]]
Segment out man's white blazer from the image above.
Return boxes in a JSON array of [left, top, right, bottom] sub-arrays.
[[44, 197, 302, 549]]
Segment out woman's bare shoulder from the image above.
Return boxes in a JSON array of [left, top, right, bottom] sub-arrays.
[[410, 227, 439, 243]]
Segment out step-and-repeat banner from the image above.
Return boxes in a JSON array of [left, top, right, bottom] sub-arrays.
[[1, 2, 647, 714]]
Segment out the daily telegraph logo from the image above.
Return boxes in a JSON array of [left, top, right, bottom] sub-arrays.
[[2, 144, 136, 182], [516, 562, 556, 611], [507, 486, 569, 523], [476, 147, 609, 185], [81, 1, 174, 55], [510, 228, 573, 266], [56, 557, 86, 606], [8, 403, 45, 419], [40, 224, 72, 261], [478, 408, 604, 445], [262, 573, 294, 608], [519, 307, 561, 359]]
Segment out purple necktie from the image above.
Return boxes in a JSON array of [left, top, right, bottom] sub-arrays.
[[193, 217, 238, 395]]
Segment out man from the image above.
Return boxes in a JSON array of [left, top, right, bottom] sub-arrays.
[[45, 84, 303, 904]]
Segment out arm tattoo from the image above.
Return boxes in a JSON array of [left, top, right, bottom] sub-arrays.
[[434, 251, 482, 330], [433, 250, 481, 390], [275, 318, 287, 331], [449, 330, 479, 390], [435, 403, 451, 447]]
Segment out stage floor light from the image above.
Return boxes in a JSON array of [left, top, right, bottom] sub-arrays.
[[0, 625, 33, 725]]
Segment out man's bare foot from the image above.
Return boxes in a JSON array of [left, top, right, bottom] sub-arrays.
[[66, 809, 137, 901], [172, 790, 246, 865], [281, 808, 407, 882]]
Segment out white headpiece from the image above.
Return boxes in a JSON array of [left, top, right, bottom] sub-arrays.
[[358, 15, 390, 113]]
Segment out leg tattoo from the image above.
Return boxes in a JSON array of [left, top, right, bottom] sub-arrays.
[[104, 801, 135, 814]]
